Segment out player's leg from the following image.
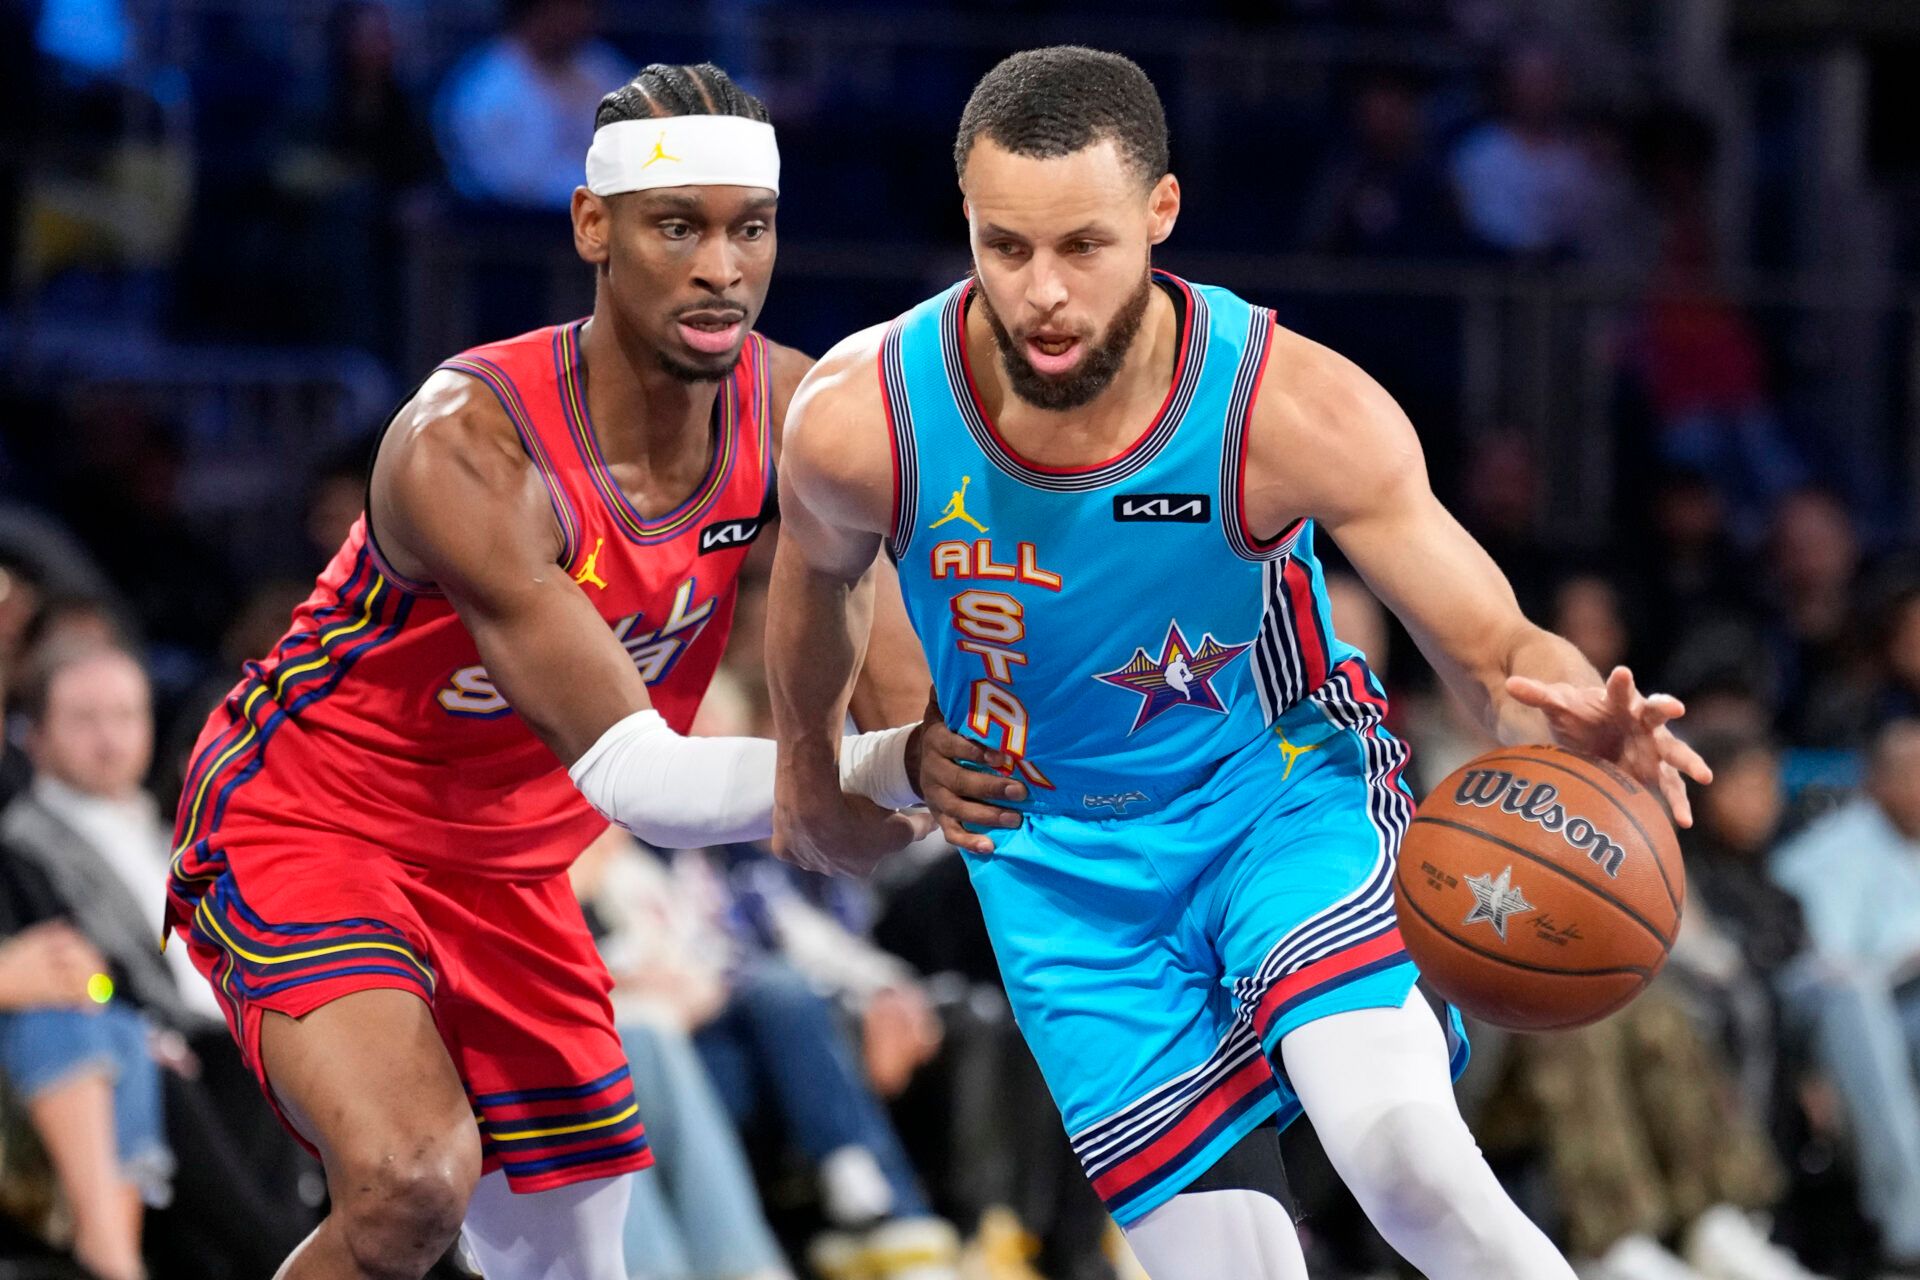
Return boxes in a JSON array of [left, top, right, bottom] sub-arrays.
[[262, 988, 481, 1280], [1209, 689, 1571, 1278], [1280, 987, 1573, 1279], [462, 1170, 631, 1280], [1120, 1127, 1309, 1280], [438, 868, 652, 1278]]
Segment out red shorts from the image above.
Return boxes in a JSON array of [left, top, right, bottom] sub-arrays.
[[165, 829, 652, 1193]]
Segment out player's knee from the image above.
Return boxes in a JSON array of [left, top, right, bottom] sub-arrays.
[[1341, 1101, 1504, 1249], [333, 1118, 481, 1276]]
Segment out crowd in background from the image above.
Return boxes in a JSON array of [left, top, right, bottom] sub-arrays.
[[1, 1, 1919, 1279]]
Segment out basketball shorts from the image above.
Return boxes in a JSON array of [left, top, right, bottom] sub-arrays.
[[164, 831, 651, 1193], [967, 696, 1469, 1226]]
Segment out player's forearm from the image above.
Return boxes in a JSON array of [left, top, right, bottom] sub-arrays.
[[849, 559, 932, 731], [766, 547, 869, 814]]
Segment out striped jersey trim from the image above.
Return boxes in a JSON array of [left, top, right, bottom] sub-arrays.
[[472, 1064, 651, 1183], [1070, 1019, 1266, 1179], [172, 551, 412, 857], [880, 318, 919, 559], [1218, 311, 1299, 562], [557, 321, 763, 545], [191, 877, 437, 1013], [439, 353, 582, 569], [1234, 657, 1414, 1038], [940, 273, 1209, 492], [1248, 549, 1332, 724]]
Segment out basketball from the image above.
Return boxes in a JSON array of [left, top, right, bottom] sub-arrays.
[[1393, 744, 1685, 1032]]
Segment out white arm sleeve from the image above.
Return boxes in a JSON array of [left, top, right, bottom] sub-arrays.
[[568, 710, 777, 849], [568, 713, 924, 851]]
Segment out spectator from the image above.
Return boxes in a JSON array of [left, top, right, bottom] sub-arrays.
[[575, 822, 957, 1279], [1548, 573, 1632, 677], [873, 845, 1132, 1280], [277, 1, 441, 354], [0, 913, 165, 1280], [434, 0, 630, 210], [1678, 731, 1920, 1273], [1298, 68, 1461, 258], [572, 825, 794, 1280], [1800, 580, 1920, 748], [1771, 718, 1920, 1264], [683, 844, 957, 1280], [2, 638, 318, 1278], [1481, 986, 1819, 1280], [1622, 107, 1805, 542], [312, 1, 440, 195], [1871, 584, 1920, 723], [1449, 43, 1601, 256], [1641, 471, 1759, 636], [1763, 489, 1866, 744]]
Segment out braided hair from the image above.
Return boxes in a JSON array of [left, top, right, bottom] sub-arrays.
[[596, 62, 769, 129]]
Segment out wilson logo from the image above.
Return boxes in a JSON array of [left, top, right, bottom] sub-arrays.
[[1453, 769, 1627, 877], [698, 518, 764, 554], [1113, 493, 1210, 523]]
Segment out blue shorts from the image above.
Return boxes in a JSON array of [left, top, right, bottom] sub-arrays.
[[0, 1005, 174, 1201], [966, 695, 1468, 1226]]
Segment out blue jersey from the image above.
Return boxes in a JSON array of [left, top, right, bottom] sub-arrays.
[[886, 271, 1368, 817]]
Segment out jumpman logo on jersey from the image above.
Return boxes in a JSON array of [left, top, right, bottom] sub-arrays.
[[927, 476, 987, 533], [1273, 727, 1320, 781], [574, 538, 609, 591], [641, 131, 681, 169]]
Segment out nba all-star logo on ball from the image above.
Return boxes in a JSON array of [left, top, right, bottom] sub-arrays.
[[1450, 766, 1629, 877]]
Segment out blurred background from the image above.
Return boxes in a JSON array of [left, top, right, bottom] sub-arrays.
[[2, 1, 1920, 1279]]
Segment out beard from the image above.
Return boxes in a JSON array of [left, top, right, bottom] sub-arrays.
[[974, 264, 1155, 412], [654, 347, 741, 384]]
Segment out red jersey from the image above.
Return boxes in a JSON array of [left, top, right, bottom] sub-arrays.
[[171, 320, 774, 883]]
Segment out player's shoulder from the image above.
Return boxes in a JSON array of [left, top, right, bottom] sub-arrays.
[[381, 367, 529, 491], [1252, 324, 1416, 459], [774, 323, 895, 527], [782, 322, 893, 450], [797, 321, 892, 413], [1243, 321, 1424, 520], [372, 367, 556, 572]]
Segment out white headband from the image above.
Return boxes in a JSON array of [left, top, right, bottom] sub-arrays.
[[586, 116, 780, 197]]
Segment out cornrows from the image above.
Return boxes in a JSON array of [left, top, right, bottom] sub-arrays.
[[595, 62, 769, 129]]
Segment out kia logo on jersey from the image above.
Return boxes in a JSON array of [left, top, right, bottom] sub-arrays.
[[698, 517, 765, 554], [1112, 493, 1210, 523]]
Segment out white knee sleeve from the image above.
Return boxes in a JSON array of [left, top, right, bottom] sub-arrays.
[[462, 1170, 631, 1280], [1279, 989, 1574, 1280], [1123, 1188, 1308, 1280]]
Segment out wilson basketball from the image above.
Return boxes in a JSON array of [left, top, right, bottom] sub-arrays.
[[1392, 744, 1685, 1032]]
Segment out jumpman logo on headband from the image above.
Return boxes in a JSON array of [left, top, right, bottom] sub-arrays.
[[642, 131, 681, 169], [928, 476, 987, 533]]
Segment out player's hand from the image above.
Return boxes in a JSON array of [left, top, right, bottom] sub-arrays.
[[913, 692, 1024, 855], [1506, 665, 1713, 827], [776, 793, 935, 879]]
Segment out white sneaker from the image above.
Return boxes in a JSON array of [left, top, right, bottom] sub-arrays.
[[1580, 1233, 1711, 1280], [1684, 1205, 1830, 1280]]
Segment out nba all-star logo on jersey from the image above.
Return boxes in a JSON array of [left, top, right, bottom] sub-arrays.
[[1094, 621, 1251, 733]]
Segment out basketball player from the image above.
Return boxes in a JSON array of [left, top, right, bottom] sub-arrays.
[[165, 64, 982, 1280], [766, 48, 1712, 1280]]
